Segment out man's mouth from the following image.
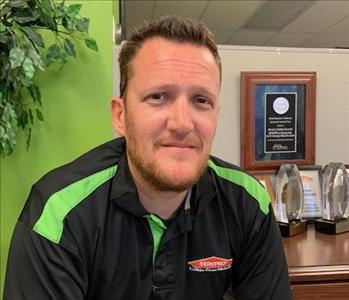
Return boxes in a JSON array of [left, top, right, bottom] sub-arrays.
[[155, 138, 202, 151], [163, 143, 195, 149]]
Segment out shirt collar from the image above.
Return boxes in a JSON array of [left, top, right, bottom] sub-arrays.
[[111, 154, 148, 217], [190, 165, 217, 217]]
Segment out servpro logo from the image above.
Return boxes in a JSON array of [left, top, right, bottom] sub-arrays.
[[188, 256, 233, 272]]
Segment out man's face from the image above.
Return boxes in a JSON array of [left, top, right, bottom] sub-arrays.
[[112, 37, 220, 192]]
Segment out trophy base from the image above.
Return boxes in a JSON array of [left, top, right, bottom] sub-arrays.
[[278, 220, 307, 237], [314, 218, 349, 234]]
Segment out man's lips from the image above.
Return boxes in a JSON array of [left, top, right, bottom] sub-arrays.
[[162, 143, 196, 148], [155, 138, 202, 150]]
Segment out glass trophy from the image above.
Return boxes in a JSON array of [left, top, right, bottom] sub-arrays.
[[315, 162, 349, 234], [275, 164, 307, 237]]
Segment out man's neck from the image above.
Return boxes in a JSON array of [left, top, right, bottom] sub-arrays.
[[137, 187, 188, 220]]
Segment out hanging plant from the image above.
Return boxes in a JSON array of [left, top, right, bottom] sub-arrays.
[[0, 0, 98, 156]]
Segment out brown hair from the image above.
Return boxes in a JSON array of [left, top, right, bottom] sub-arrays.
[[118, 15, 221, 97]]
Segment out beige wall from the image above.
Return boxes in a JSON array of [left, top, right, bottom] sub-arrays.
[[113, 45, 349, 167]]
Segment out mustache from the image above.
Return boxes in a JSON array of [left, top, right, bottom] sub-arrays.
[[154, 137, 203, 149]]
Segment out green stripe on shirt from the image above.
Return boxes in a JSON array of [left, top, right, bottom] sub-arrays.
[[33, 165, 117, 244], [146, 214, 167, 265], [207, 159, 270, 215]]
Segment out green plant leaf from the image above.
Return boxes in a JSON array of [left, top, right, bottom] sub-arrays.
[[29, 109, 34, 124], [0, 82, 5, 101], [1, 134, 13, 155], [28, 85, 42, 105], [19, 75, 33, 87], [2, 103, 17, 127], [41, 0, 54, 15], [11, 113, 18, 129], [0, 4, 11, 18], [0, 91, 3, 103], [34, 85, 42, 105], [84, 37, 98, 51], [9, 47, 25, 69], [54, 2, 65, 18], [62, 16, 77, 31], [2, 105, 10, 123], [40, 0, 57, 31], [64, 38, 76, 57], [19, 110, 29, 129], [0, 22, 5, 32], [14, 14, 40, 24], [58, 51, 68, 64], [0, 31, 8, 44], [0, 126, 5, 139], [22, 27, 45, 48], [76, 17, 89, 32], [9, 0, 29, 8], [66, 4, 82, 18], [26, 127, 32, 150], [27, 48, 45, 71], [36, 109, 44, 121], [22, 57, 35, 79], [0, 116, 17, 155], [8, 127, 17, 146], [46, 43, 60, 65]]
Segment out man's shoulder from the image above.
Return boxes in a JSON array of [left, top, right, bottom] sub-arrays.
[[19, 138, 126, 243], [207, 155, 270, 216], [35, 138, 125, 194], [207, 155, 258, 187]]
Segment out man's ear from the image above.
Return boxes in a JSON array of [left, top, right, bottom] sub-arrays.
[[111, 97, 126, 136]]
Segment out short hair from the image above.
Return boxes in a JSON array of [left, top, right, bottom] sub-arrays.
[[118, 15, 221, 97]]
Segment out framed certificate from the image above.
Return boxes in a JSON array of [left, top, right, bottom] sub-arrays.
[[240, 72, 316, 171], [298, 165, 322, 220]]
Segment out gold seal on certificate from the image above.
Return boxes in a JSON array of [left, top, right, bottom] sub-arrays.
[[275, 164, 307, 237], [315, 163, 349, 234]]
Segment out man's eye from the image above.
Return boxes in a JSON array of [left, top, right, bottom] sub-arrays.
[[195, 96, 212, 108], [149, 93, 166, 101]]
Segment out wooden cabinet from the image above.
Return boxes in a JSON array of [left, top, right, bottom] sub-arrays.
[[283, 225, 349, 299]]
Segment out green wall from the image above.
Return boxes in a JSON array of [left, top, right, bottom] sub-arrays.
[[1, 1, 115, 295]]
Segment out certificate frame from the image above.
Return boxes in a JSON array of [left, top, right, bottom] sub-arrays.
[[240, 72, 316, 171], [298, 165, 323, 220]]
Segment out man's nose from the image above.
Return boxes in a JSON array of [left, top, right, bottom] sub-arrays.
[[167, 98, 194, 135]]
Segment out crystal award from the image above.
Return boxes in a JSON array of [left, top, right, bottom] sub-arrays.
[[315, 162, 349, 234], [275, 164, 307, 237]]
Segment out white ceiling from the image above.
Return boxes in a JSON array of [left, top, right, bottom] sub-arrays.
[[122, 0, 349, 48]]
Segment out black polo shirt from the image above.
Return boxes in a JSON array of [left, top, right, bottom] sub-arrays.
[[4, 138, 292, 300]]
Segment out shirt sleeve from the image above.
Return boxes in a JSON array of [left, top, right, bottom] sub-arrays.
[[3, 220, 88, 300], [231, 203, 293, 300]]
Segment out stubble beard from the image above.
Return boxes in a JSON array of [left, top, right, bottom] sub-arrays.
[[124, 113, 208, 192]]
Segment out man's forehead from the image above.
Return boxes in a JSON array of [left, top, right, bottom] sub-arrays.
[[128, 37, 219, 78], [136, 37, 208, 58]]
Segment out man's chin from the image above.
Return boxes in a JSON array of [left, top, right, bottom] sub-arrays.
[[150, 176, 196, 192], [151, 167, 205, 192]]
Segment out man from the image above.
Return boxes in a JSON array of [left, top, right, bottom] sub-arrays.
[[4, 16, 292, 299]]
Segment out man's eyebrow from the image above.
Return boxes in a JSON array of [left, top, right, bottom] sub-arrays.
[[145, 84, 218, 98], [190, 86, 218, 99]]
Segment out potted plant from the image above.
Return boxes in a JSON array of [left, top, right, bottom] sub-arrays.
[[0, 0, 98, 156]]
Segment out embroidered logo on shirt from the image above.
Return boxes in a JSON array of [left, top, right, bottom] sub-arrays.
[[188, 256, 233, 272]]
